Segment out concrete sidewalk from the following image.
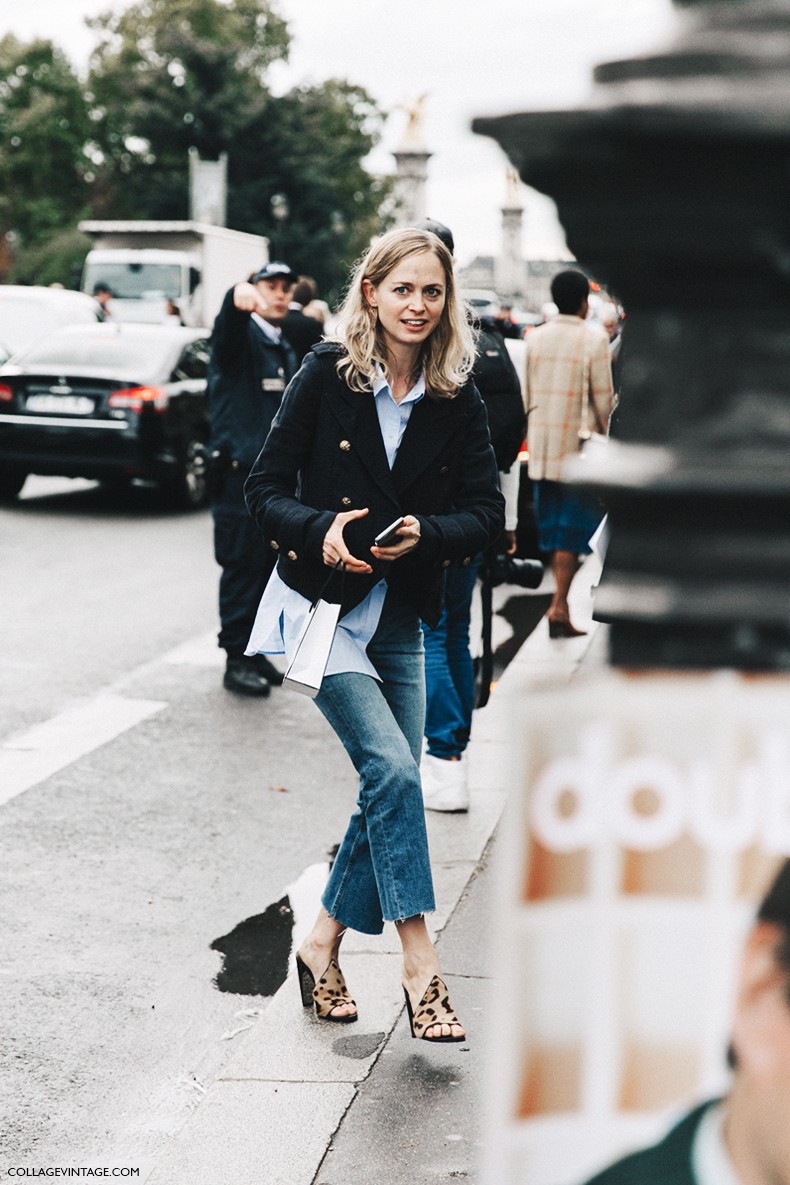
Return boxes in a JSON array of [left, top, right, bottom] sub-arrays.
[[146, 558, 606, 1185]]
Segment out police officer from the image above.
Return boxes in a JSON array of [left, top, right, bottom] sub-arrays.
[[208, 262, 299, 696]]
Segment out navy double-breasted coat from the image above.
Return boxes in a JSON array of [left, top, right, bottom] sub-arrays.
[[244, 343, 505, 629]]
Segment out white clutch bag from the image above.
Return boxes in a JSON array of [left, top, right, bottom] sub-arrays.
[[282, 561, 344, 697], [283, 596, 341, 697]]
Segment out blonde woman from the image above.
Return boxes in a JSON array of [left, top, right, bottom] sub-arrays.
[[245, 228, 504, 1041]]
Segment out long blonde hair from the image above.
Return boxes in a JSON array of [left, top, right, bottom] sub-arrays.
[[333, 228, 476, 399]]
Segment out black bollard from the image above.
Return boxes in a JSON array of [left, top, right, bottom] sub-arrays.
[[473, 0, 790, 670]]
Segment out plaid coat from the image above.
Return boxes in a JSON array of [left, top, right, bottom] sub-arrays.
[[525, 315, 614, 481]]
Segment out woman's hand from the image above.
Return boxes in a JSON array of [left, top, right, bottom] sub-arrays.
[[322, 508, 373, 574], [370, 514, 421, 563]]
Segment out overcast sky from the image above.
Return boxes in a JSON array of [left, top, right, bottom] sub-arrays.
[[1, 0, 679, 265]]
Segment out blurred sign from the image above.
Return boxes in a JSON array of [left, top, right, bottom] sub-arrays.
[[188, 148, 227, 227], [484, 670, 788, 1185]]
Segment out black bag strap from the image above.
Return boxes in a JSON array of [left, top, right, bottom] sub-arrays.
[[312, 559, 345, 608]]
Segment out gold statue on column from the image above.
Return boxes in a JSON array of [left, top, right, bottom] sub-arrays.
[[397, 94, 429, 149]]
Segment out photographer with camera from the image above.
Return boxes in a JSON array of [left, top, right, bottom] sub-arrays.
[[474, 530, 545, 714], [414, 218, 532, 813]]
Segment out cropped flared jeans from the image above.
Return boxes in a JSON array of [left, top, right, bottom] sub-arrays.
[[315, 591, 435, 934]]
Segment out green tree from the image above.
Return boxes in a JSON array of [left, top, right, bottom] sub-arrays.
[[86, 0, 391, 299], [86, 0, 289, 219], [230, 79, 393, 300], [0, 36, 92, 254], [9, 228, 93, 288]]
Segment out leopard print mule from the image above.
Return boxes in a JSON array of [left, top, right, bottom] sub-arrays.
[[295, 953, 358, 1024], [403, 973, 466, 1043]]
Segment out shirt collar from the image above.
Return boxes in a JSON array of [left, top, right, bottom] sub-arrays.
[[372, 362, 426, 405], [692, 1101, 741, 1185], [251, 312, 282, 344]]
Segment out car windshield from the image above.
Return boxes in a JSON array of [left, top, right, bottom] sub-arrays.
[[83, 262, 183, 301], [14, 329, 182, 383]]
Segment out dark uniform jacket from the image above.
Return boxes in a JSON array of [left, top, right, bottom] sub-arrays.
[[282, 307, 324, 365], [207, 287, 297, 500], [244, 342, 505, 628], [582, 1101, 712, 1185]]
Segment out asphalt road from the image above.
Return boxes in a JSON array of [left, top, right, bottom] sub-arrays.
[[1, 478, 360, 1173], [0, 476, 546, 1175]]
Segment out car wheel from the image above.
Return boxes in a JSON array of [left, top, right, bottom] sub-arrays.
[[0, 466, 28, 501], [161, 434, 208, 510]]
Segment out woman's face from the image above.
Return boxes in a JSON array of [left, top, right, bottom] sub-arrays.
[[362, 250, 446, 354]]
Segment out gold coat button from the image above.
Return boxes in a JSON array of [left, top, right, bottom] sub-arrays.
[[339, 439, 352, 452], [442, 559, 452, 568], [287, 550, 298, 561], [341, 496, 352, 507], [269, 540, 280, 550], [462, 556, 472, 566]]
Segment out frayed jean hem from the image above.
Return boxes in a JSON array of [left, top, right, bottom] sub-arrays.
[[323, 899, 433, 937]]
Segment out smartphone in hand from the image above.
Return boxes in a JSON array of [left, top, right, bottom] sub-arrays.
[[374, 516, 406, 547]]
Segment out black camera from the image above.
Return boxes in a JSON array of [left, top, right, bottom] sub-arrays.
[[195, 444, 241, 499], [483, 551, 544, 590]]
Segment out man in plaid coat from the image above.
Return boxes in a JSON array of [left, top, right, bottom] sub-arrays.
[[525, 270, 614, 637]]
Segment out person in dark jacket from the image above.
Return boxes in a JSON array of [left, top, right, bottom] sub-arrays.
[[282, 275, 324, 364], [208, 261, 298, 696], [244, 228, 504, 1039], [581, 858, 790, 1185], [413, 218, 526, 812]]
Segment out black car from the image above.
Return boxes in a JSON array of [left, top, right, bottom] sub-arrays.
[[0, 323, 211, 508]]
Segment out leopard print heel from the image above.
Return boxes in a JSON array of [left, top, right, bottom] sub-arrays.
[[295, 953, 357, 1024], [403, 973, 466, 1043]]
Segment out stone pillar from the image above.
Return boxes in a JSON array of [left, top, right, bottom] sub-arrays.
[[495, 168, 526, 304], [473, 0, 790, 671], [392, 151, 432, 225], [392, 96, 432, 225]]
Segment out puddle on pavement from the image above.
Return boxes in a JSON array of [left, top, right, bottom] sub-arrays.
[[211, 895, 295, 995], [211, 851, 336, 997], [332, 1033, 386, 1059], [491, 592, 551, 680]]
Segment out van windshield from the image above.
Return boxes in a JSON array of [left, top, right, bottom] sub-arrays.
[[83, 262, 182, 301]]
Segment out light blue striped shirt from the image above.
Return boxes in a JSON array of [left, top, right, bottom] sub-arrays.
[[245, 367, 425, 678]]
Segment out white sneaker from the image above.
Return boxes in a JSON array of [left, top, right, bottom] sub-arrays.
[[420, 753, 469, 813]]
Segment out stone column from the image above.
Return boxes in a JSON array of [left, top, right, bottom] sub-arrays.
[[392, 95, 432, 225], [495, 168, 526, 304], [474, 0, 790, 671]]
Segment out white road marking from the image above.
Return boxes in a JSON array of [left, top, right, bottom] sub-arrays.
[[162, 631, 225, 667], [0, 694, 166, 807], [0, 619, 282, 808]]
